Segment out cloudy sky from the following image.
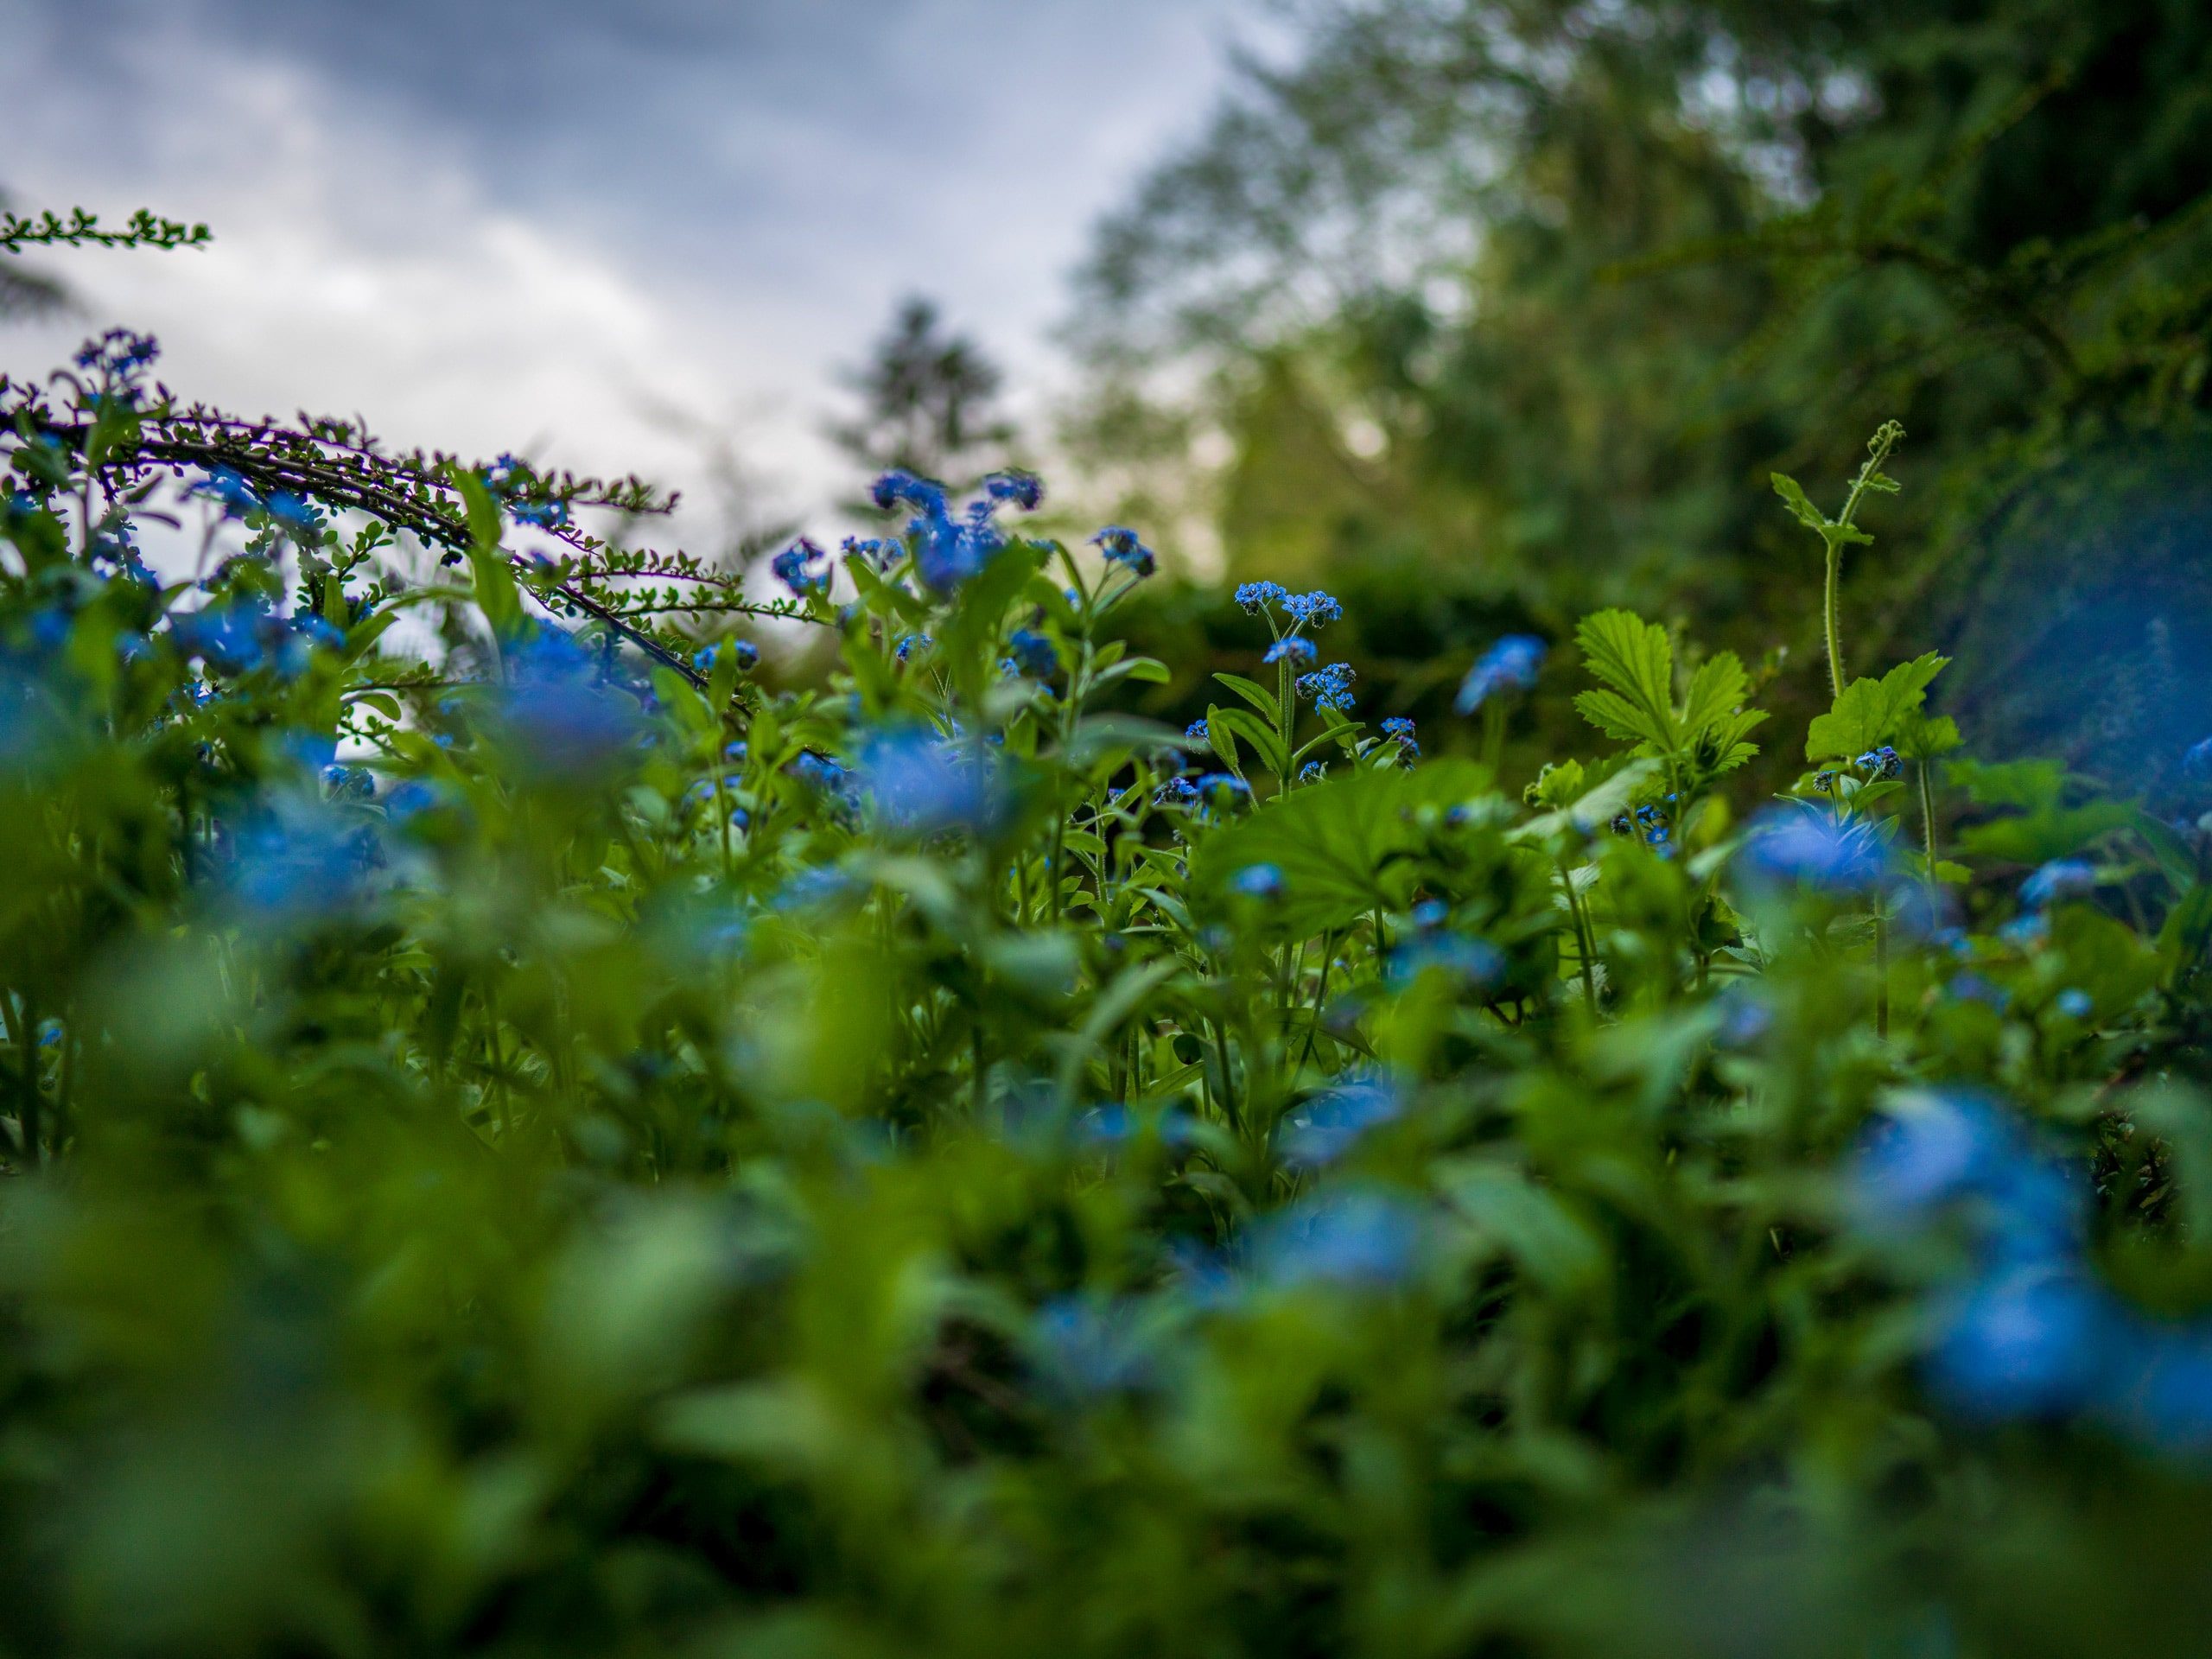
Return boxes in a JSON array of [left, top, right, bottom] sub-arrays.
[[1, 0, 1260, 551]]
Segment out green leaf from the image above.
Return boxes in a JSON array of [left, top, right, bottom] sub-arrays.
[[1574, 610, 1675, 745], [1119, 656, 1172, 684], [1894, 709, 1962, 762], [1770, 473, 1827, 532], [1211, 706, 1287, 777], [1189, 760, 1489, 937], [1205, 704, 1243, 775], [1677, 652, 1752, 743], [1213, 671, 1281, 722], [1573, 688, 1671, 751], [1804, 652, 1948, 761]]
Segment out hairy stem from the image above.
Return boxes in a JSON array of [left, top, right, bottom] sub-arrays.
[[1823, 541, 1847, 701]]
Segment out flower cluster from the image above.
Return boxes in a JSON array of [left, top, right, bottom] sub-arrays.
[[1090, 525, 1156, 577], [1380, 715, 1418, 756], [771, 537, 832, 599], [1295, 661, 1357, 713]]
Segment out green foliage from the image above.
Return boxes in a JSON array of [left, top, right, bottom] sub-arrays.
[[12, 266, 2212, 1656]]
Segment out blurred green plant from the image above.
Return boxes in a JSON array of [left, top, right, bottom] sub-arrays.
[[10, 245, 2212, 1659]]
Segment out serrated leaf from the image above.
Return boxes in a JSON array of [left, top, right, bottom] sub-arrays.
[[1678, 652, 1752, 742], [1574, 610, 1675, 742], [1770, 473, 1828, 531], [1573, 688, 1671, 751], [1894, 709, 1962, 762], [1805, 652, 1948, 760], [1189, 760, 1490, 937]]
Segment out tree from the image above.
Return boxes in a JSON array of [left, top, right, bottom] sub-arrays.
[[830, 295, 1014, 484]]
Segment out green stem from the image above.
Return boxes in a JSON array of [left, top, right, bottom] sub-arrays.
[[1560, 859, 1599, 1019], [1918, 759, 1942, 909], [1875, 910, 1891, 1040], [1823, 540, 1846, 702]]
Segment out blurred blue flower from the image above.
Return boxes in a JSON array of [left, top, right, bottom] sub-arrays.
[[1736, 807, 1891, 893], [1927, 1262, 2122, 1421], [1297, 760, 1327, 785], [1857, 745, 1903, 779], [1948, 972, 2010, 1011], [498, 628, 642, 776], [770, 537, 831, 598], [74, 327, 160, 381], [983, 471, 1044, 512], [1998, 912, 2050, 950], [322, 764, 375, 802], [1295, 662, 1357, 714], [1282, 1077, 1401, 1166], [1091, 525, 1156, 576], [2055, 987, 2094, 1020], [1153, 777, 1199, 807], [1234, 581, 1287, 615], [1388, 931, 1503, 989], [1195, 773, 1249, 805], [2020, 858, 2095, 910], [860, 728, 1001, 835], [1007, 628, 1058, 678], [168, 601, 273, 676], [1263, 636, 1317, 666], [225, 794, 381, 921], [893, 632, 932, 664], [1455, 635, 1547, 713], [693, 639, 760, 674], [1254, 1188, 1421, 1288], [1033, 1295, 1156, 1396], [871, 469, 947, 516], [2184, 736, 2212, 782], [789, 752, 852, 796], [1712, 985, 1772, 1048], [192, 465, 261, 520], [840, 536, 900, 571], [914, 507, 1001, 591], [1230, 862, 1284, 899]]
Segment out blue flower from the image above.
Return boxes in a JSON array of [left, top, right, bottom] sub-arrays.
[[2055, 988, 2094, 1020], [770, 537, 830, 598], [1297, 760, 1327, 784], [1262, 636, 1317, 666], [1380, 715, 1419, 756], [2020, 858, 2095, 910], [1281, 1078, 1401, 1166], [859, 728, 1001, 835], [2185, 736, 2212, 782], [914, 509, 1001, 592], [1007, 628, 1058, 678], [1280, 589, 1342, 627], [789, 752, 852, 796], [1253, 1188, 1421, 1288], [1927, 1262, 2124, 1421], [1230, 862, 1284, 899], [192, 466, 262, 519], [1736, 807, 1891, 893], [1294, 662, 1357, 714], [693, 639, 760, 674], [894, 632, 932, 664], [169, 601, 274, 676], [1033, 1296, 1156, 1397], [74, 327, 160, 377], [1185, 717, 1210, 743], [1850, 1090, 2082, 1267], [1388, 932, 1503, 989], [983, 471, 1044, 512], [224, 793, 381, 921], [871, 469, 948, 516], [1857, 745, 1902, 779], [1091, 525, 1156, 577], [1196, 773, 1249, 803], [1948, 972, 2010, 1011], [1153, 777, 1200, 807], [1234, 581, 1287, 615], [1454, 634, 1548, 714], [321, 764, 375, 802], [499, 629, 642, 775]]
